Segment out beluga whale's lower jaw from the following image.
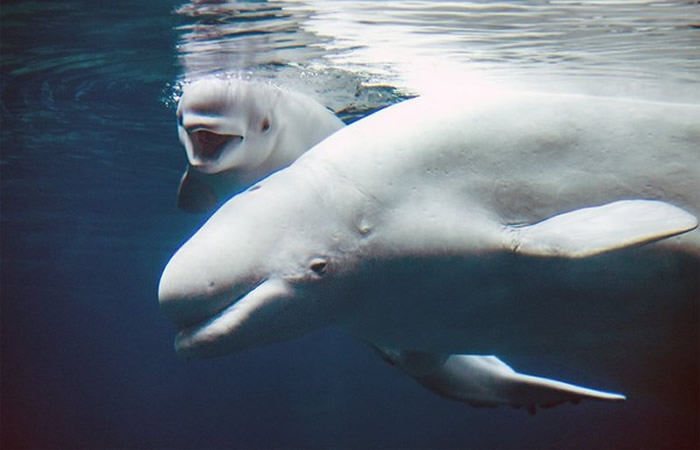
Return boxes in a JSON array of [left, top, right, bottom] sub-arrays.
[[159, 88, 699, 411], [169, 278, 296, 359]]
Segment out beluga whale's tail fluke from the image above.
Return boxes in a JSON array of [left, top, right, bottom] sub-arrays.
[[373, 348, 625, 415]]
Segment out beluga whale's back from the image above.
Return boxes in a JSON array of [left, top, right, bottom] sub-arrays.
[[159, 89, 699, 413]]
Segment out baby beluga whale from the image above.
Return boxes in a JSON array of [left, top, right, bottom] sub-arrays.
[[175, 78, 345, 212], [159, 90, 699, 413]]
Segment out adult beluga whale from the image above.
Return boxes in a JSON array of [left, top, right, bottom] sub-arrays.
[[159, 90, 699, 412], [175, 77, 345, 212], [175, 77, 551, 408]]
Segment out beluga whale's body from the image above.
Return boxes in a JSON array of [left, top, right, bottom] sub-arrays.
[[175, 78, 345, 212], [160, 90, 699, 412]]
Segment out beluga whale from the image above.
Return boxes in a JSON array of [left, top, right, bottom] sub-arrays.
[[159, 89, 699, 413], [175, 77, 345, 212]]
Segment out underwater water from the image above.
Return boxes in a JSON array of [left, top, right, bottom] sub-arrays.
[[1, 1, 699, 449]]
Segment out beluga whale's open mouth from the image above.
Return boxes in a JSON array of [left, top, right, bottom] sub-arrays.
[[188, 128, 243, 163]]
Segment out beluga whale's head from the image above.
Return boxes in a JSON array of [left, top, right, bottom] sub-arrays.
[[158, 163, 366, 359], [177, 78, 280, 174]]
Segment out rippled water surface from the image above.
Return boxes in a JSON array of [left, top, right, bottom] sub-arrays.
[[175, 0, 700, 101], [1, 1, 699, 449]]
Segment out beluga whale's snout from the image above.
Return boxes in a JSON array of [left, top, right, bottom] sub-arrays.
[[158, 243, 235, 330], [158, 242, 289, 359], [159, 175, 344, 359], [157, 194, 274, 357]]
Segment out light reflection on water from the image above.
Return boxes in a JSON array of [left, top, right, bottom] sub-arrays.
[[175, 0, 700, 105]]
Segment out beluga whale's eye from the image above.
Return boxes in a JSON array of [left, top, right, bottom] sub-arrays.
[[310, 258, 328, 276], [261, 117, 271, 132]]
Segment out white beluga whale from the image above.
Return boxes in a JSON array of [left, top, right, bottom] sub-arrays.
[[159, 90, 699, 412], [175, 77, 345, 212]]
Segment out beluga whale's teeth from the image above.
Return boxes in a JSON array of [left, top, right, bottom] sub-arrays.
[[160, 87, 700, 410]]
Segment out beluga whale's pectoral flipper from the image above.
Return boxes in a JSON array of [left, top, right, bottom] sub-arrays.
[[177, 167, 220, 212], [507, 200, 698, 258], [374, 348, 626, 415]]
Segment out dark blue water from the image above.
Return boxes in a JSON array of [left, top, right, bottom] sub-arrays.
[[1, 1, 698, 449]]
